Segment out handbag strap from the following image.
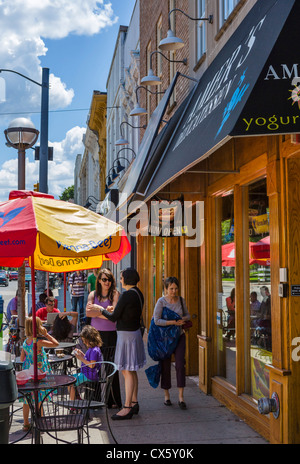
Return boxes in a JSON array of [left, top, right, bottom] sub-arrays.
[[130, 288, 144, 326], [179, 296, 184, 312]]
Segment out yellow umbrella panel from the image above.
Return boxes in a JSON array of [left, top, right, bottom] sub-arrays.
[[31, 196, 122, 267], [31, 237, 104, 272]]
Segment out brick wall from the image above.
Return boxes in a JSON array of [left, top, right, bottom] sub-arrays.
[[139, 0, 190, 130]]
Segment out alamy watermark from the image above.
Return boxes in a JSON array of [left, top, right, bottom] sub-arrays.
[[98, 196, 204, 248], [291, 337, 300, 362]]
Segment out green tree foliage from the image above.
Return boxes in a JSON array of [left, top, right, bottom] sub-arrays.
[[59, 185, 74, 201]]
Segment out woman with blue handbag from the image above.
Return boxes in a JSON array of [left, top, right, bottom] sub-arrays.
[[153, 277, 191, 410]]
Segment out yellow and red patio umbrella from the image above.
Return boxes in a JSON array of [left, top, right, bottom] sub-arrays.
[[0, 190, 131, 381]]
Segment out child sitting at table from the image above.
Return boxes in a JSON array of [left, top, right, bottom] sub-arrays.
[[70, 325, 103, 401], [20, 316, 59, 431]]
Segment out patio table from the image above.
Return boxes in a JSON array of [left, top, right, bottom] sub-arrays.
[[18, 374, 76, 443], [15, 353, 74, 374]]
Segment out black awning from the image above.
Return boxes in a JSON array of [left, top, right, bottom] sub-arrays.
[[135, 94, 190, 196], [138, 0, 297, 201]]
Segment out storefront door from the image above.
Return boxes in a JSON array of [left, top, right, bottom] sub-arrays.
[[215, 178, 272, 399], [246, 178, 272, 401], [216, 191, 236, 386]]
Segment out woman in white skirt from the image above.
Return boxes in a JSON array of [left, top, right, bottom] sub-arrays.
[[97, 268, 146, 420]]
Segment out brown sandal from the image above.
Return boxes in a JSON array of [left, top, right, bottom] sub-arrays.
[[22, 424, 31, 432]]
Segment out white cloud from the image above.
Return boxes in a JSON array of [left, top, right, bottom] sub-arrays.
[[0, 1, 117, 116], [0, 1, 118, 202], [0, 126, 85, 201], [51, 126, 86, 163], [0, 1, 116, 40], [44, 126, 86, 197]]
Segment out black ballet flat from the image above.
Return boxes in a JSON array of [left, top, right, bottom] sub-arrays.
[[111, 406, 134, 421], [131, 401, 139, 414]]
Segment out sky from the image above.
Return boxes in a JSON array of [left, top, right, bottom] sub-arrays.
[[0, 0, 136, 202]]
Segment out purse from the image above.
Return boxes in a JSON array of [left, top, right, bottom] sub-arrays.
[[182, 320, 193, 330], [180, 296, 193, 331]]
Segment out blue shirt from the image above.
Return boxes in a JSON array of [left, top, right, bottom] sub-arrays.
[[6, 297, 17, 322]]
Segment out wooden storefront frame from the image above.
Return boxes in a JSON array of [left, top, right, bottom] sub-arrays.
[[205, 149, 272, 440], [202, 136, 300, 443], [135, 134, 300, 442]]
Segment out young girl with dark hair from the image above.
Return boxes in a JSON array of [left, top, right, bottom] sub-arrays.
[[51, 311, 78, 342]]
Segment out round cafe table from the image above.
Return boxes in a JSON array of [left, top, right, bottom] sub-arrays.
[[44, 341, 76, 350], [18, 374, 76, 444], [18, 373, 76, 392], [15, 353, 74, 374]]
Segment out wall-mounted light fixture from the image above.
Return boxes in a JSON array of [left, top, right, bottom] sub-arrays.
[[114, 147, 137, 173], [105, 166, 119, 193], [84, 195, 101, 210], [105, 147, 137, 194], [117, 147, 137, 161], [130, 85, 165, 117], [159, 8, 213, 52], [141, 50, 187, 86], [115, 121, 147, 146], [113, 156, 130, 175]]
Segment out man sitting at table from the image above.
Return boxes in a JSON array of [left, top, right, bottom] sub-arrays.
[[36, 296, 60, 322]]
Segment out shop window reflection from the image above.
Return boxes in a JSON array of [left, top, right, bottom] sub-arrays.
[[218, 192, 236, 386], [248, 178, 272, 401]]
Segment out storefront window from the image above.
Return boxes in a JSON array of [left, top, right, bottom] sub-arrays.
[[248, 178, 272, 400], [217, 192, 236, 385], [153, 237, 156, 309]]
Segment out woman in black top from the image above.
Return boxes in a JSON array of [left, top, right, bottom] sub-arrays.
[[98, 268, 146, 420]]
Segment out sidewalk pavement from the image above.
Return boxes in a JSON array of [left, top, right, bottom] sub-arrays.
[[9, 284, 269, 445]]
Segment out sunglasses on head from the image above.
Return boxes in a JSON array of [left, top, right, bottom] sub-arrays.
[[100, 277, 111, 283]]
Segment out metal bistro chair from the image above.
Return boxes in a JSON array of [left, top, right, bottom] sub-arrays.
[[9, 393, 34, 444], [29, 381, 90, 444], [32, 361, 117, 444], [77, 360, 118, 444]]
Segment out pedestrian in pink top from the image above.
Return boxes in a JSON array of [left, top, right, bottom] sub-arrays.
[[85, 268, 121, 408]]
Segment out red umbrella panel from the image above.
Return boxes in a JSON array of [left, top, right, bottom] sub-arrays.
[[222, 237, 270, 267], [0, 190, 131, 382]]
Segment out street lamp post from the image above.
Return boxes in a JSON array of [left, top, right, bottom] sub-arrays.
[[4, 118, 39, 189], [1, 67, 50, 297], [0, 67, 50, 193], [39, 68, 49, 194], [4, 117, 39, 340]]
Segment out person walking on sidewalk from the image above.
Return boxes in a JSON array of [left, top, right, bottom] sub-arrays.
[[69, 270, 87, 326], [153, 276, 191, 410], [87, 268, 99, 293]]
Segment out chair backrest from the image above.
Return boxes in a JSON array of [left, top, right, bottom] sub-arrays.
[[83, 361, 117, 408]]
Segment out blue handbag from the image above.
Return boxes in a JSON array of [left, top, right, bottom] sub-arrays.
[[147, 307, 181, 361], [145, 364, 161, 389], [146, 307, 181, 388]]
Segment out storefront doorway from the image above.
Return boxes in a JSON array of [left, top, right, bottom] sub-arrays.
[[217, 191, 236, 385], [215, 178, 271, 399], [247, 178, 272, 401]]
